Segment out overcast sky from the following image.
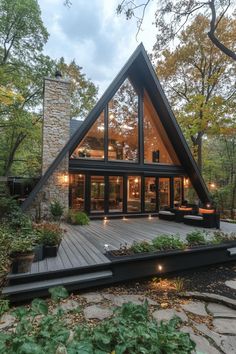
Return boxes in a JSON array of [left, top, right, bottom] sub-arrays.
[[38, 0, 157, 95]]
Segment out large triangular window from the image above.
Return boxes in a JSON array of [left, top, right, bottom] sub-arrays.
[[108, 78, 139, 162], [143, 92, 180, 165], [71, 112, 105, 160]]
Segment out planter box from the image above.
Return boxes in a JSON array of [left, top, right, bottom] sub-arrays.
[[107, 242, 236, 283], [33, 244, 44, 262], [44, 245, 58, 258]]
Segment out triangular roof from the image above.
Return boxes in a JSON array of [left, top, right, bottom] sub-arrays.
[[22, 43, 210, 211]]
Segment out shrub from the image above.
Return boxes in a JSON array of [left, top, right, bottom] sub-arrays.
[[0, 195, 18, 220], [10, 237, 34, 257], [49, 200, 64, 221], [8, 209, 32, 230], [67, 210, 89, 225], [131, 240, 156, 253], [34, 223, 64, 246], [186, 230, 206, 246], [0, 299, 9, 316], [0, 225, 13, 273], [152, 234, 185, 251], [212, 231, 236, 244]]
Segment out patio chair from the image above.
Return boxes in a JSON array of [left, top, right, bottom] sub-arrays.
[[183, 211, 220, 229], [158, 210, 176, 221]]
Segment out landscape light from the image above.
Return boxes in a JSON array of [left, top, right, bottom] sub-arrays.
[[158, 265, 163, 271]]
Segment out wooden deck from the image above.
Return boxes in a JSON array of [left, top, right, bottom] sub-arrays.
[[4, 217, 236, 301], [30, 217, 236, 275]]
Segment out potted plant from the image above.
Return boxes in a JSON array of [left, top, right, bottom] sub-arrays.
[[37, 223, 64, 257], [10, 237, 34, 274], [49, 200, 64, 222]]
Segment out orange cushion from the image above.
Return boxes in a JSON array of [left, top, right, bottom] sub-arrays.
[[179, 207, 192, 211], [199, 208, 215, 214]]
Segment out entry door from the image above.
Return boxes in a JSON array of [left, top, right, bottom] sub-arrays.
[[144, 177, 157, 212], [159, 178, 170, 210], [108, 176, 124, 213], [90, 176, 105, 213]]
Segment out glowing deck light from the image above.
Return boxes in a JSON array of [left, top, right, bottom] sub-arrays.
[[158, 265, 163, 271]]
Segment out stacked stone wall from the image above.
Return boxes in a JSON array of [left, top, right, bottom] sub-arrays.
[[28, 77, 70, 219]]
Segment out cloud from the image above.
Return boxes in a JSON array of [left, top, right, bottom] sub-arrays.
[[38, 0, 157, 95]]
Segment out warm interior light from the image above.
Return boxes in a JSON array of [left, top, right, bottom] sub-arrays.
[[63, 174, 69, 183], [184, 177, 189, 187], [206, 203, 211, 208], [134, 178, 139, 183]]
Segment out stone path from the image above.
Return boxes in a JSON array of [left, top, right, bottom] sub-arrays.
[[1, 291, 236, 353], [79, 292, 236, 354]]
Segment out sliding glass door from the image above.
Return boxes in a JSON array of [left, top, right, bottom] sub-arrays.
[[109, 176, 123, 213]]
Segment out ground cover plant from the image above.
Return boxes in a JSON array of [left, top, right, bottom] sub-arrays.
[[67, 210, 90, 225], [0, 286, 195, 354]]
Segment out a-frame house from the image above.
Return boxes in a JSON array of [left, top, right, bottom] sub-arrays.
[[22, 43, 210, 217]]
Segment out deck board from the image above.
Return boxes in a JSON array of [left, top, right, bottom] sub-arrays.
[[28, 218, 236, 275]]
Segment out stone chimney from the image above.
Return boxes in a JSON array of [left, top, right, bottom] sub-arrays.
[[29, 73, 71, 219], [42, 74, 70, 173]]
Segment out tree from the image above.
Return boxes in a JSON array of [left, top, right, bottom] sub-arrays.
[[117, 0, 236, 61], [154, 15, 236, 171], [0, 0, 98, 177], [57, 58, 98, 119]]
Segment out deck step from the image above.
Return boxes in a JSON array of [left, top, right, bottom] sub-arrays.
[[227, 247, 236, 256], [2, 270, 113, 297]]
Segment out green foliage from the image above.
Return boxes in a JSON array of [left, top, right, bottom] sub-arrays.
[[1, 298, 195, 353], [212, 231, 236, 244], [48, 286, 69, 302], [186, 230, 207, 246], [0, 299, 9, 316], [0, 195, 18, 219], [67, 210, 90, 225], [8, 209, 32, 230], [10, 237, 34, 256], [152, 234, 185, 251], [130, 240, 155, 253], [0, 224, 13, 273], [49, 200, 64, 221]]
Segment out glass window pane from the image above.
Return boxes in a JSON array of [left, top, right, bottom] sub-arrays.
[[127, 176, 141, 212], [108, 78, 139, 162], [159, 178, 170, 210], [174, 177, 182, 207], [145, 177, 156, 212], [183, 178, 199, 205], [71, 113, 105, 160], [70, 174, 85, 211], [144, 92, 180, 165], [109, 176, 123, 212], [90, 176, 105, 213]]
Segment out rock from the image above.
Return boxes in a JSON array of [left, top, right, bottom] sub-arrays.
[[193, 323, 224, 348], [207, 302, 236, 318], [213, 318, 236, 334], [103, 294, 157, 306], [0, 314, 16, 330], [181, 326, 220, 354], [52, 300, 79, 314], [225, 280, 236, 290], [152, 309, 188, 322], [181, 301, 208, 316], [221, 336, 236, 354], [84, 305, 112, 320], [82, 292, 103, 304]]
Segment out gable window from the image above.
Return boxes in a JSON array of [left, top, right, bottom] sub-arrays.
[[108, 79, 139, 162], [71, 112, 105, 160], [143, 93, 180, 165]]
